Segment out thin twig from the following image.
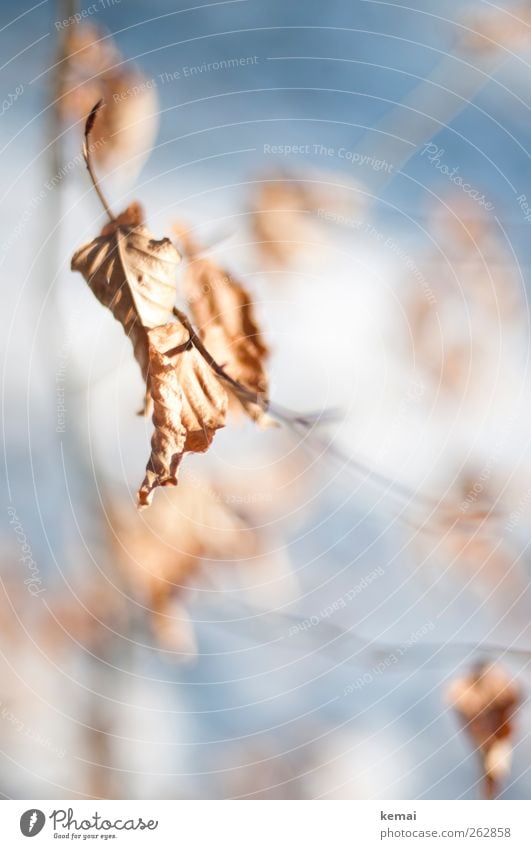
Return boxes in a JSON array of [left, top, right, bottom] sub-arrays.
[[82, 100, 115, 222], [291, 421, 505, 531], [172, 309, 511, 535], [173, 307, 334, 429], [205, 597, 531, 665]]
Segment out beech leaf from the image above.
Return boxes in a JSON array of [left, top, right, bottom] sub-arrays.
[[138, 321, 228, 507], [447, 663, 522, 799], [109, 478, 264, 654], [173, 221, 272, 426], [58, 23, 159, 180], [71, 202, 181, 384]]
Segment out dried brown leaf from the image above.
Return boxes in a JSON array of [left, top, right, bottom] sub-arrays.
[[71, 202, 181, 385], [250, 179, 323, 265], [427, 195, 524, 325], [461, 7, 531, 53], [41, 584, 127, 654], [110, 477, 260, 652], [173, 221, 271, 424], [447, 663, 522, 799], [138, 322, 228, 507], [249, 171, 363, 266], [89, 70, 159, 174], [57, 23, 120, 122], [58, 23, 158, 176]]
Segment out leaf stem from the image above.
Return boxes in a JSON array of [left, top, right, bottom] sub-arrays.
[[172, 307, 267, 402], [82, 100, 115, 222], [172, 307, 331, 431]]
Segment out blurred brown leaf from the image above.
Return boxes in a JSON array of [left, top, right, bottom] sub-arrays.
[[58, 23, 158, 174], [410, 473, 530, 613], [428, 196, 524, 325], [41, 584, 128, 654], [400, 194, 524, 398], [251, 179, 321, 265], [111, 477, 261, 653], [57, 23, 119, 120], [89, 70, 159, 175], [447, 663, 522, 799], [249, 172, 360, 266], [461, 7, 531, 53]]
